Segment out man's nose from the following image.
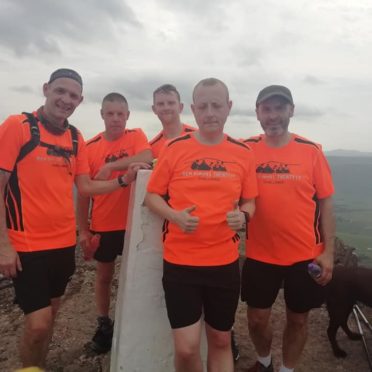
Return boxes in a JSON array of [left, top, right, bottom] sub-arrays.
[[206, 104, 214, 116]]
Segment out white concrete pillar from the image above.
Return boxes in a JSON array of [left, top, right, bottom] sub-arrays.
[[110, 170, 206, 372]]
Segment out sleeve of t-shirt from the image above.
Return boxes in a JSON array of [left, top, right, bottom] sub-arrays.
[[0, 115, 26, 172], [134, 129, 151, 154], [313, 149, 334, 199], [75, 131, 90, 176], [147, 146, 173, 195], [241, 149, 258, 199]]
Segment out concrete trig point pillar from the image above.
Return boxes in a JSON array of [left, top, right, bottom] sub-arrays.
[[110, 170, 206, 372]]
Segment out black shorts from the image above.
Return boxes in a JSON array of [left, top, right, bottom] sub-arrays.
[[241, 258, 325, 313], [13, 246, 75, 315], [92, 230, 125, 263], [162, 260, 240, 331]]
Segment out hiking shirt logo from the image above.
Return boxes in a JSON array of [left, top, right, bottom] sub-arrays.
[[181, 158, 237, 180], [105, 149, 129, 163], [256, 161, 303, 184]]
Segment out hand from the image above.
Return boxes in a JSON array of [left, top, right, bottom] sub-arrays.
[[226, 200, 245, 231], [173, 206, 200, 233], [0, 242, 22, 278], [94, 164, 112, 180], [314, 251, 334, 286], [124, 162, 152, 184], [79, 230, 100, 261]]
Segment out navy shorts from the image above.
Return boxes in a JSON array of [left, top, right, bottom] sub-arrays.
[[162, 259, 240, 331], [241, 258, 325, 313], [92, 230, 125, 263], [13, 246, 75, 314]]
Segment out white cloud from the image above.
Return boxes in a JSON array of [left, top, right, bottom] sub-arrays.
[[0, 0, 371, 150]]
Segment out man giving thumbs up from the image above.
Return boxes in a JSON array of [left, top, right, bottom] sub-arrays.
[[145, 78, 257, 372]]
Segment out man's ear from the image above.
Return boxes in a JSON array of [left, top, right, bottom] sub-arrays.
[[42, 83, 49, 98]]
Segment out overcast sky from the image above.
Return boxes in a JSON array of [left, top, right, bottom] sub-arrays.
[[0, 0, 371, 151]]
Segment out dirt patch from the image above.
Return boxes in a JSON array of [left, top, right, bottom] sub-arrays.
[[1, 253, 371, 372]]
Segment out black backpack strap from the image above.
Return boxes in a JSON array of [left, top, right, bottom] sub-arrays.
[[16, 113, 79, 163], [68, 124, 79, 156], [16, 112, 40, 163]]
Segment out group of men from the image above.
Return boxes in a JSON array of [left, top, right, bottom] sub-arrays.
[[0, 68, 335, 372]]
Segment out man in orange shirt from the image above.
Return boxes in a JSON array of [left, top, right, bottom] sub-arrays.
[[77, 92, 152, 353], [241, 85, 335, 372], [146, 78, 257, 372], [0, 69, 149, 369], [149, 84, 195, 158]]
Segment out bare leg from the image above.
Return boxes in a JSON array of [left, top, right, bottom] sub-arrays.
[[39, 298, 61, 365], [20, 299, 61, 368], [205, 323, 233, 372], [173, 320, 203, 372], [95, 261, 115, 316], [282, 308, 309, 369], [247, 306, 272, 357]]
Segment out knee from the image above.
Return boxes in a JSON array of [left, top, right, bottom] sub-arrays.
[[96, 265, 114, 286], [286, 311, 308, 331], [208, 331, 231, 350], [24, 320, 52, 343], [175, 344, 200, 363], [248, 310, 270, 331]]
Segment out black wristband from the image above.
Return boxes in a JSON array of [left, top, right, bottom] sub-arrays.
[[118, 175, 128, 188]]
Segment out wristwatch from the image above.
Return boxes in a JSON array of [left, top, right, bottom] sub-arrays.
[[117, 175, 129, 188]]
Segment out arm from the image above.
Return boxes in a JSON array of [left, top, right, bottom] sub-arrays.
[[315, 196, 335, 286], [95, 149, 153, 180], [226, 197, 256, 231], [145, 192, 199, 233], [76, 194, 93, 257], [0, 170, 22, 277], [76, 162, 151, 197]]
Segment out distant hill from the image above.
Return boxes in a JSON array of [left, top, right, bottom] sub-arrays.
[[326, 149, 372, 157], [327, 156, 372, 208]]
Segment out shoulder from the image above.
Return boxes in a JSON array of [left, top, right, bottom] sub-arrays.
[[149, 130, 164, 145], [241, 135, 263, 147], [292, 134, 322, 151], [0, 113, 34, 139], [167, 133, 193, 148], [182, 124, 196, 133], [86, 133, 104, 147], [1, 113, 30, 128], [125, 127, 147, 138], [226, 136, 253, 151]]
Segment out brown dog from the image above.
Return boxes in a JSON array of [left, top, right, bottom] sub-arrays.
[[326, 265, 372, 357]]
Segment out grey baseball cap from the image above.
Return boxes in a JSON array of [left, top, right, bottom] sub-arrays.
[[48, 68, 83, 87], [256, 85, 293, 106]]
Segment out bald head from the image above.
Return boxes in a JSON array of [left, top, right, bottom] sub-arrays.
[[192, 78, 229, 103]]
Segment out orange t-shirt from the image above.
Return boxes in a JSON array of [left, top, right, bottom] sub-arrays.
[[242, 134, 334, 265], [86, 128, 150, 231], [0, 112, 89, 252], [149, 124, 195, 158], [147, 133, 258, 266]]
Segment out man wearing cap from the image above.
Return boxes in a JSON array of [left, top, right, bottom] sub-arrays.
[[0, 69, 149, 369], [241, 85, 335, 372]]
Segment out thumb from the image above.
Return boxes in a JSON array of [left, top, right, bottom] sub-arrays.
[[233, 200, 239, 210], [184, 205, 196, 214]]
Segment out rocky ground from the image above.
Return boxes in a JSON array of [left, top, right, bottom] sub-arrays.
[[0, 253, 371, 372]]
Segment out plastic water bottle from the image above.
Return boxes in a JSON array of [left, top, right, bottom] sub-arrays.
[[308, 262, 322, 279]]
